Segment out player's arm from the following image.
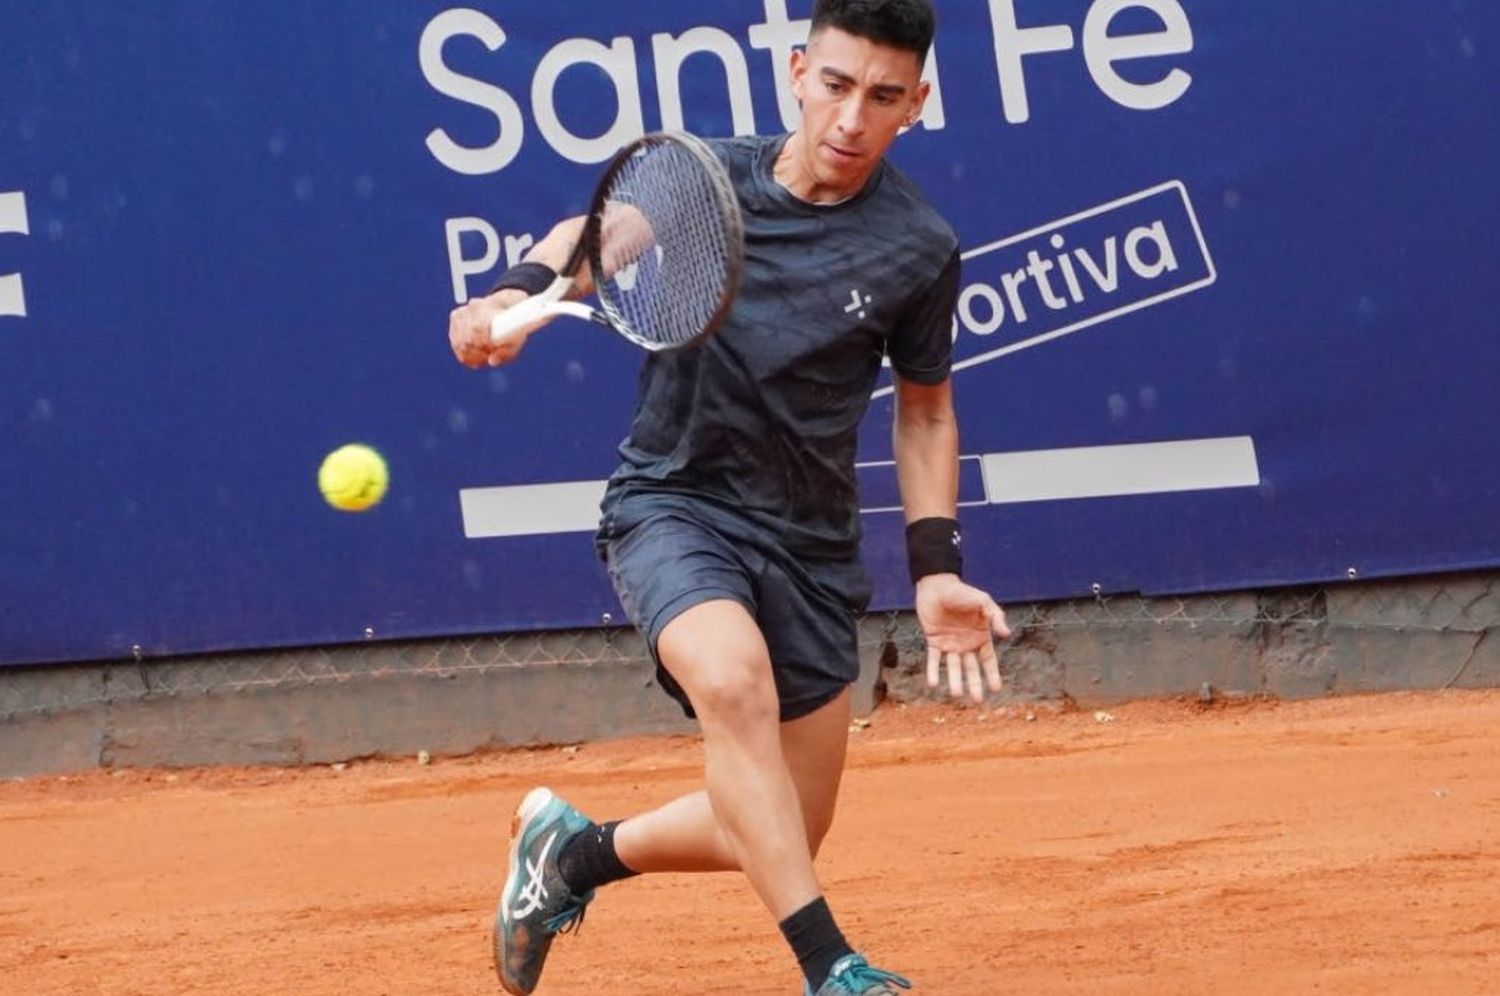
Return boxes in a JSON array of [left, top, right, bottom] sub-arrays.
[[892, 374, 959, 521], [889, 245, 1011, 702], [447, 216, 595, 369], [892, 374, 1011, 702], [449, 203, 661, 367], [519, 215, 598, 298]]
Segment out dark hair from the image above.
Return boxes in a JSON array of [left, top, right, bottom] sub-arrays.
[[811, 0, 936, 61]]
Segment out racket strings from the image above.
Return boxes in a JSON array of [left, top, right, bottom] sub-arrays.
[[596, 141, 738, 349]]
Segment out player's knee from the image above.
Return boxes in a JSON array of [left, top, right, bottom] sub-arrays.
[[687, 660, 778, 731]]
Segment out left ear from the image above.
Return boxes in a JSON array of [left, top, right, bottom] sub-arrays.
[[905, 79, 932, 128], [900, 79, 924, 126]]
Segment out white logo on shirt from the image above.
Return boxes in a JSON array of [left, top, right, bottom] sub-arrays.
[[843, 287, 872, 320]]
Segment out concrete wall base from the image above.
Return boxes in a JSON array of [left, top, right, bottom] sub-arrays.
[[3, 572, 1494, 777]]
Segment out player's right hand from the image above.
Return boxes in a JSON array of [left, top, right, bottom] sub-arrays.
[[448, 289, 530, 368]]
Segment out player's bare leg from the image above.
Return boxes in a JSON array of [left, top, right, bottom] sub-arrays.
[[497, 601, 904, 994], [643, 598, 823, 918], [630, 599, 898, 992], [613, 685, 852, 872]]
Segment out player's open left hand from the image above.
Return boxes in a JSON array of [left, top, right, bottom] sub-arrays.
[[448, 289, 531, 368], [915, 574, 1010, 703]]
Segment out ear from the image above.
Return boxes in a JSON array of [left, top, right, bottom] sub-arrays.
[[905, 79, 932, 128], [789, 46, 808, 102]]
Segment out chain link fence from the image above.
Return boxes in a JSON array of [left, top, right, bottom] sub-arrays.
[[4, 573, 1495, 731]]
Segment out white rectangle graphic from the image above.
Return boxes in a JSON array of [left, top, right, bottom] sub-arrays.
[[0, 191, 29, 235], [870, 180, 1216, 401], [0, 273, 25, 318], [0, 191, 28, 318], [980, 436, 1260, 505], [460, 480, 606, 538], [460, 437, 1260, 538], [953, 180, 1217, 371]]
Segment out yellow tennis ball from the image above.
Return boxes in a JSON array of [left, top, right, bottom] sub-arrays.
[[318, 443, 388, 512]]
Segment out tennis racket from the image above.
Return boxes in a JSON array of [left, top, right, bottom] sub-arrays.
[[489, 131, 744, 352]]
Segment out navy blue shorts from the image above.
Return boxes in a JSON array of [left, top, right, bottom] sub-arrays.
[[600, 501, 866, 723]]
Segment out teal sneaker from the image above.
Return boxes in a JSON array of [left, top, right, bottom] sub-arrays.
[[493, 787, 596, 995], [807, 954, 913, 995]]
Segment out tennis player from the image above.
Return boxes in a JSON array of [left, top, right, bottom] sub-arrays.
[[448, 2, 1009, 992]]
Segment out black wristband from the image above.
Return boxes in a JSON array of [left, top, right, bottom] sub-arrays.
[[907, 517, 963, 584], [489, 261, 557, 297]]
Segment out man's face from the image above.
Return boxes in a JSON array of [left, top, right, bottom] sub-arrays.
[[789, 26, 930, 197]]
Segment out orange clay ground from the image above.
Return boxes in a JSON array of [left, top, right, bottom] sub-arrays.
[[2, 689, 1497, 995]]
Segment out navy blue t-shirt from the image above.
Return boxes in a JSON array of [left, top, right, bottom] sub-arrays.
[[600, 133, 959, 566]]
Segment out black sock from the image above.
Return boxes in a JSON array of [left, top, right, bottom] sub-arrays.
[[557, 820, 638, 895], [779, 897, 854, 990]]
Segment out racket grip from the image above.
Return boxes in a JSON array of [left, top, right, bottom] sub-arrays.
[[489, 272, 587, 345], [489, 293, 556, 345]]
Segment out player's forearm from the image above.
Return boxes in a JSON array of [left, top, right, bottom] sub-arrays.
[[893, 391, 960, 522], [518, 216, 596, 298]]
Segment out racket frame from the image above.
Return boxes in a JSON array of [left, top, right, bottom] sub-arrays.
[[489, 131, 743, 352]]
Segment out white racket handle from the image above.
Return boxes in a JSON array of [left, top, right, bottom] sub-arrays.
[[489, 274, 593, 344]]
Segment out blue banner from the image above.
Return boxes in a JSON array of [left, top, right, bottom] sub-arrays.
[[3, 1, 1498, 665]]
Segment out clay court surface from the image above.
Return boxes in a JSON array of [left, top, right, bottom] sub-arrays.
[[2, 690, 1496, 995]]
